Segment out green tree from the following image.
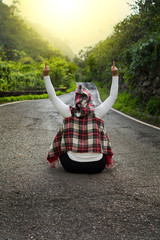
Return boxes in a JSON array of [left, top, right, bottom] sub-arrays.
[[79, 0, 160, 109]]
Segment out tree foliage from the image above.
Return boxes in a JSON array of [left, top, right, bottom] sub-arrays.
[[0, 57, 77, 92], [74, 0, 160, 108]]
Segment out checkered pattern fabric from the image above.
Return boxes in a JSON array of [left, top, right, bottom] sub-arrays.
[[47, 115, 113, 163]]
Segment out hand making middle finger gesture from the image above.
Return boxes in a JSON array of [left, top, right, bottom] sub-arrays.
[[43, 63, 50, 77], [111, 61, 118, 76]]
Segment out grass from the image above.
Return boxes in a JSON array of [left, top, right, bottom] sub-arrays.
[[0, 94, 49, 103], [94, 81, 160, 127], [0, 91, 67, 104]]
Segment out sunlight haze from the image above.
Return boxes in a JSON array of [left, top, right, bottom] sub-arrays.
[[4, 0, 133, 54]]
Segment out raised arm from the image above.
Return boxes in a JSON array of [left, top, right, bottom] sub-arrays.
[[95, 61, 118, 118], [43, 63, 71, 118]]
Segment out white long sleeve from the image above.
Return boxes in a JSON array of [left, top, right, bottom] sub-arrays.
[[44, 75, 118, 119], [44, 76, 71, 118], [95, 76, 118, 118]]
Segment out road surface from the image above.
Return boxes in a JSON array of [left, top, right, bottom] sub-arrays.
[[0, 83, 160, 240]]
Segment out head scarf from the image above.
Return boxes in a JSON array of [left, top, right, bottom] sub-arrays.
[[70, 84, 95, 117]]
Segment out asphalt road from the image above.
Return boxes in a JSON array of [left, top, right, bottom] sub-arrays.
[[0, 83, 160, 240]]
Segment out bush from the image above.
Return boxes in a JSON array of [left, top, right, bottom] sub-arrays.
[[0, 57, 77, 92], [146, 98, 160, 116], [20, 56, 34, 64]]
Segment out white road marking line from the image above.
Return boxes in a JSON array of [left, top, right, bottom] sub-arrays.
[[111, 108, 160, 130], [94, 84, 160, 131]]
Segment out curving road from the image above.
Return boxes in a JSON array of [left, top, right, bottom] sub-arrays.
[[0, 83, 160, 240]]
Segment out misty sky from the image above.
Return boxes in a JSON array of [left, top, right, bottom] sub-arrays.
[[4, 0, 133, 53]]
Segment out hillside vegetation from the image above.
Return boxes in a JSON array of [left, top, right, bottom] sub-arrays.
[[0, 0, 74, 61], [0, 0, 77, 98], [74, 0, 160, 124]]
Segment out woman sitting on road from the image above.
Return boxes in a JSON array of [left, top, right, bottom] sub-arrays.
[[43, 61, 118, 173]]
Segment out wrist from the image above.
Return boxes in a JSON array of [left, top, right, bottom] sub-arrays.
[[43, 73, 49, 77]]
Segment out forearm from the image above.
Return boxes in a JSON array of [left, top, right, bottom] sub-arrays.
[[95, 76, 118, 118], [44, 76, 71, 118]]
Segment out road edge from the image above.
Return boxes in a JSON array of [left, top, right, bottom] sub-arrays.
[[95, 84, 160, 131]]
